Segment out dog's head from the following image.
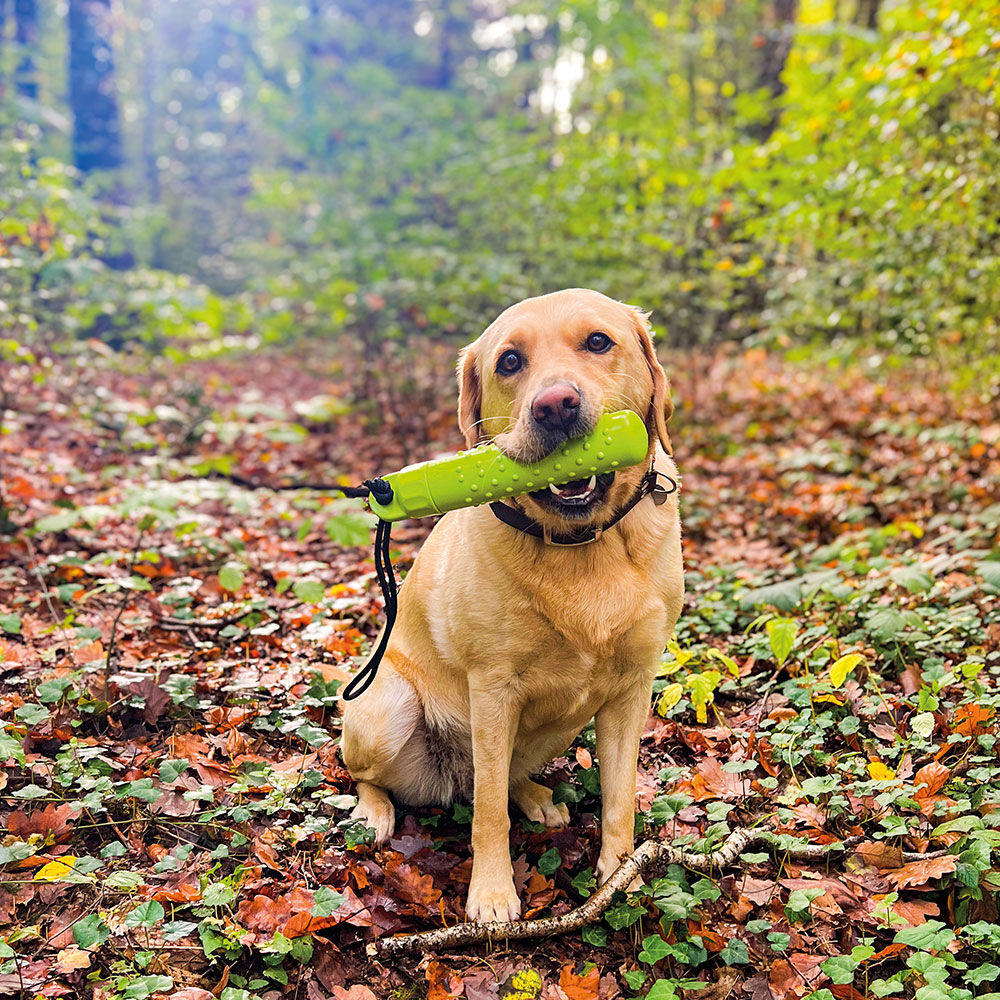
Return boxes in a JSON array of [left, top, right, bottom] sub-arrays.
[[457, 288, 673, 527]]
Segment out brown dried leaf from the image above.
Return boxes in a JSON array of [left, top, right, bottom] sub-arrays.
[[55, 947, 92, 973], [332, 988, 378, 1000], [913, 762, 950, 799], [8, 803, 78, 842], [884, 855, 957, 889], [854, 841, 904, 869], [559, 964, 601, 1000]]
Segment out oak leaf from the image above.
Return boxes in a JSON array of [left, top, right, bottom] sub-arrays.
[[769, 954, 827, 1000], [891, 900, 940, 926], [854, 841, 904, 869], [884, 855, 957, 889], [913, 762, 950, 799], [558, 964, 600, 1000], [954, 703, 995, 736], [237, 893, 292, 933], [332, 988, 377, 1000], [426, 960, 461, 1000], [686, 756, 747, 801], [384, 862, 442, 911], [8, 803, 78, 841]]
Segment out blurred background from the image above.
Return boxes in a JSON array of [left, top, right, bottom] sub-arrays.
[[2, 0, 997, 403]]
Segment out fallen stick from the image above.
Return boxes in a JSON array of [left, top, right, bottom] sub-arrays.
[[375, 828, 862, 957]]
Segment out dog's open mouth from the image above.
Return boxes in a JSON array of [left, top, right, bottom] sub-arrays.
[[529, 471, 615, 518]]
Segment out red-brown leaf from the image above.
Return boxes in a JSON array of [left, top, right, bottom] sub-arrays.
[[559, 964, 601, 1000], [884, 855, 957, 889]]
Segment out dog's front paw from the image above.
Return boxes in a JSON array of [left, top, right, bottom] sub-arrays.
[[466, 874, 521, 923], [596, 847, 640, 891], [350, 782, 395, 846]]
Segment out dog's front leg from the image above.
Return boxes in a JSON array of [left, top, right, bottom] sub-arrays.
[[594, 679, 652, 885], [465, 682, 521, 922]]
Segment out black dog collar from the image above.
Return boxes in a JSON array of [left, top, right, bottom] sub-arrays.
[[488, 468, 678, 546]]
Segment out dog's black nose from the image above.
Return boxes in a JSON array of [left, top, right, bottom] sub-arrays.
[[531, 383, 581, 433]]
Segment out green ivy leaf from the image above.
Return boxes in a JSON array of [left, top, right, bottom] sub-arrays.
[[890, 566, 934, 593], [326, 511, 375, 548], [218, 563, 245, 592], [639, 934, 672, 965], [311, 886, 346, 918], [105, 870, 144, 891], [537, 847, 561, 875], [14, 704, 50, 726], [866, 608, 906, 643], [645, 980, 680, 1000], [35, 510, 80, 533], [893, 920, 955, 952], [73, 914, 110, 949], [740, 579, 801, 611], [967, 964, 1000, 986], [766, 619, 798, 666], [122, 976, 173, 1000], [125, 901, 165, 928], [0, 613, 21, 635], [650, 793, 693, 824], [821, 955, 859, 985], [571, 867, 596, 898], [202, 882, 236, 907], [719, 939, 750, 965], [293, 578, 325, 603], [977, 560, 1000, 590], [159, 758, 190, 783]]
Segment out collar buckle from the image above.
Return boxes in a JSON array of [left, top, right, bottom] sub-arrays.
[[541, 524, 601, 546]]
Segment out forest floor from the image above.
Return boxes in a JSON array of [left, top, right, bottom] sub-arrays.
[[1, 343, 999, 1000]]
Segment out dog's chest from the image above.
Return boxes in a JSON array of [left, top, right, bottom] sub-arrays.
[[526, 549, 660, 650]]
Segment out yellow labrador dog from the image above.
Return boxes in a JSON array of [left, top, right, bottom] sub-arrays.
[[341, 288, 683, 922]]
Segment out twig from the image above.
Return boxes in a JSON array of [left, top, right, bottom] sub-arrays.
[[376, 828, 861, 957]]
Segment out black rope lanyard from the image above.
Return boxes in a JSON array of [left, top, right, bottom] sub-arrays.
[[341, 479, 398, 701]]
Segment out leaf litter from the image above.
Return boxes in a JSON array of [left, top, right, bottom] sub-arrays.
[[0, 345, 998, 999]]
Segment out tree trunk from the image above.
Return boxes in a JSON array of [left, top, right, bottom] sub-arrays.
[[139, 0, 158, 202], [301, 0, 321, 156], [754, 0, 798, 138], [853, 0, 880, 30], [14, 0, 37, 100], [0, 0, 8, 92], [68, 0, 123, 172]]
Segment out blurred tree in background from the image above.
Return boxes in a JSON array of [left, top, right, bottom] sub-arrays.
[[1, 0, 997, 389]]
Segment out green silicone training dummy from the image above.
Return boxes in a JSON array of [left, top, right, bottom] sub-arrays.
[[368, 410, 649, 522]]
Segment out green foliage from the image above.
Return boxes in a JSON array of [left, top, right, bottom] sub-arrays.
[[2, 2, 998, 399]]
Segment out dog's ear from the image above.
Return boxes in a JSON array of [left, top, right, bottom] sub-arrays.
[[457, 344, 482, 449], [629, 306, 673, 457]]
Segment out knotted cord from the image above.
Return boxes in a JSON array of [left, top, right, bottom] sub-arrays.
[[342, 478, 398, 701]]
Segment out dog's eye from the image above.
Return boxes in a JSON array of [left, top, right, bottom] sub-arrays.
[[496, 350, 523, 375], [586, 331, 613, 354]]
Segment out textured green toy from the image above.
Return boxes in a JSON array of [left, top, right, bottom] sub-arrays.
[[368, 409, 649, 522]]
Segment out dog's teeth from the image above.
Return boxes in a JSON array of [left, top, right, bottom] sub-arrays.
[[549, 483, 562, 495], [586, 476, 596, 490]]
